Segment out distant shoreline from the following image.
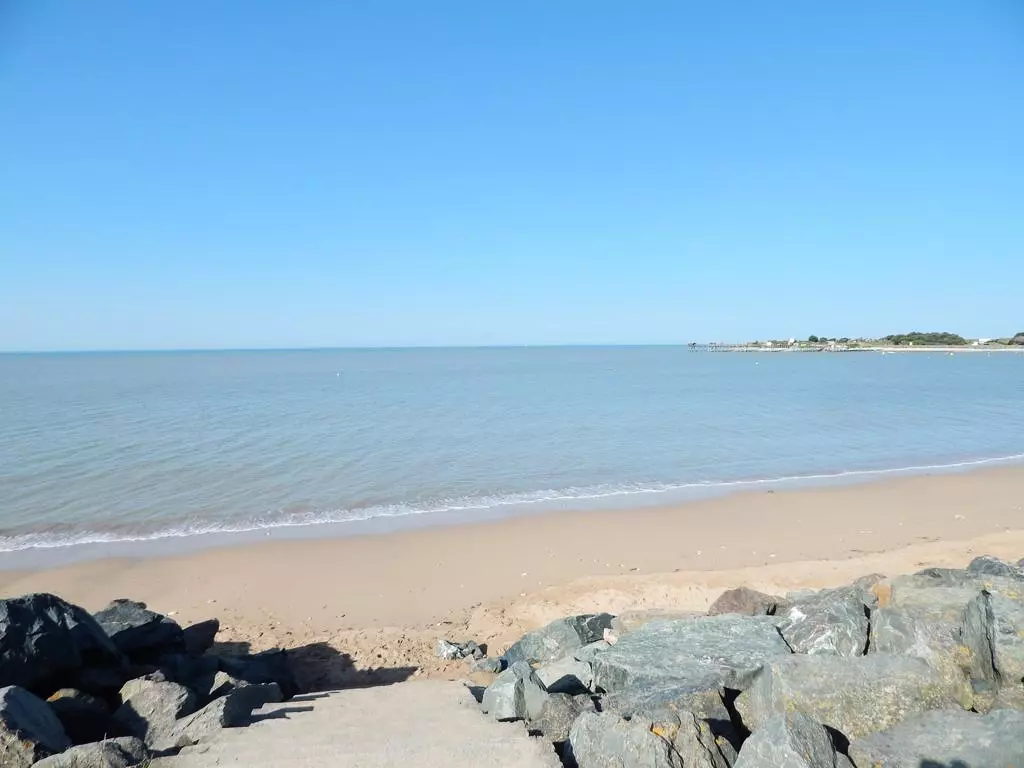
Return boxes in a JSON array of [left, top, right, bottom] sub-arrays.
[[701, 345, 1024, 353]]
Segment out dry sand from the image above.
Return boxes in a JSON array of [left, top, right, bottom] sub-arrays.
[[1, 466, 1023, 691]]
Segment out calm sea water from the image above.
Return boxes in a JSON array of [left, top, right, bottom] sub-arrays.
[[1, 347, 1023, 555]]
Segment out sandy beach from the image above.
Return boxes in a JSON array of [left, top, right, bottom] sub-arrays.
[[2, 465, 1023, 691]]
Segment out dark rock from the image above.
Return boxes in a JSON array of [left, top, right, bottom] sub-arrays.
[[528, 693, 595, 744], [966, 554, 1024, 580], [599, 681, 731, 735], [69, 664, 158, 702], [191, 670, 250, 705], [172, 683, 282, 748], [735, 653, 961, 739], [157, 652, 219, 684], [181, 619, 220, 655], [960, 589, 1024, 710], [93, 599, 184, 662], [435, 639, 484, 661], [33, 737, 149, 768], [733, 712, 852, 768], [217, 648, 297, 699], [708, 587, 786, 616], [566, 709, 730, 768], [0, 685, 71, 767], [0, 593, 121, 692], [590, 615, 791, 693], [534, 657, 593, 695], [112, 678, 197, 750], [503, 614, 614, 665], [777, 587, 869, 656], [46, 688, 112, 745], [848, 708, 1024, 767]]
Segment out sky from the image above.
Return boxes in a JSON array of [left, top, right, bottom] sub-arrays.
[[2, 2, 1022, 351]]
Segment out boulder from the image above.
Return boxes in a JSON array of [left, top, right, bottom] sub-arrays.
[[528, 693, 596, 744], [708, 587, 786, 616], [46, 688, 112, 745], [69, 664, 156, 702], [566, 709, 730, 768], [0, 593, 121, 692], [156, 652, 219, 688], [112, 679, 197, 750], [0, 685, 71, 767], [598, 681, 731, 736], [848, 708, 1024, 767], [33, 737, 149, 768], [573, 640, 611, 663], [93, 599, 184, 662], [733, 712, 852, 768], [172, 683, 282, 748], [590, 615, 792, 693], [534, 656, 593, 695], [777, 587, 869, 656], [191, 670, 251, 704], [435, 639, 484, 661], [612, 610, 703, 635], [468, 657, 503, 674], [181, 619, 220, 655], [960, 590, 1024, 710], [503, 614, 614, 665], [966, 554, 1024, 580], [217, 648, 297, 699], [480, 660, 547, 721], [735, 654, 961, 739]]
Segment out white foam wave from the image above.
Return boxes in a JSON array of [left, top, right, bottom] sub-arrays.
[[2, 452, 1023, 553]]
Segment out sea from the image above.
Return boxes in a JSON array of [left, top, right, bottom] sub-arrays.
[[2, 347, 1023, 566]]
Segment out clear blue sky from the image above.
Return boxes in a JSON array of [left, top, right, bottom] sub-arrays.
[[2, 1, 1022, 350]]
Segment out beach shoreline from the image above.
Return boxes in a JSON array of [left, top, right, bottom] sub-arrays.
[[1, 465, 1022, 689]]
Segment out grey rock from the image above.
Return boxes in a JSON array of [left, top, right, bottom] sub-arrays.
[[966, 554, 1024, 580], [573, 640, 611, 663], [217, 648, 297, 699], [733, 712, 848, 768], [503, 614, 614, 665], [33, 737, 149, 768], [566, 709, 730, 768], [46, 688, 111, 745], [777, 587, 869, 656], [190, 670, 250, 705], [481, 660, 533, 721], [534, 656, 593, 695], [172, 683, 282, 748], [735, 653, 961, 740], [0, 593, 121, 691], [848, 708, 1024, 767], [468, 657, 503, 674], [599, 681, 731, 733], [435, 639, 484, 661], [708, 587, 786, 616], [118, 672, 170, 701], [612, 610, 703, 635], [961, 590, 1024, 710], [93, 599, 184, 661], [181, 619, 220, 655], [0, 686, 71, 766], [156, 652, 218, 687], [112, 679, 197, 750], [590, 615, 791, 693], [528, 693, 595, 744]]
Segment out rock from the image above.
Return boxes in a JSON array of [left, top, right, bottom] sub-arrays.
[[156, 652, 219, 687], [112, 679, 197, 750], [172, 683, 282, 748], [32, 737, 149, 768], [708, 587, 786, 616], [966, 554, 1024, 580], [528, 693, 595, 744], [0, 685, 71, 766], [503, 614, 614, 665], [480, 660, 546, 721], [612, 610, 703, 635], [181, 619, 220, 655], [118, 672, 170, 701], [93, 599, 184, 662], [573, 640, 611, 663], [0, 593, 122, 692], [848, 708, 1024, 767], [735, 654, 961, 740], [435, 639, 484, 661], [566, 709, 730, 768], [46, 688, 111, 745], [192, 670, 250, 704], [960, 590, 1024, 710], [217, 648, 297, 699], [534, 656, 593, 695], [468, 657, 503, 674], [733, 712, 849, 768], [590, 615, 792, 693], [69, 665, 155, 702], [599, 681, 732, 736], [777, 587, 869, 656]]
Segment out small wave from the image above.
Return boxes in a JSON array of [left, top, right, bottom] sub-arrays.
[[2, 451, 1023, 553]]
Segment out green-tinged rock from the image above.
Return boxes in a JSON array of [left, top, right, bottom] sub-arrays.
[[480, 660, 547, 721], [966, 555, 1024, 580], [0, 685, 71, 767], [534, 656, 593, 695], [599, 681, 731, 734], [33, 737, 149, 768], [528, 693, 595, 744], [591, 615, 791, 693], [848, 708, 1024, 767], [961, 590, 1024, 710], [733, 712, 850, 768], [735, 653, 961, 740], [612, 609, 703, 635], [777, 587, 869, 656], [503, 614, 614, 665]]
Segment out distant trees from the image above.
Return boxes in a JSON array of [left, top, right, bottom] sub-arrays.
[[1010, 332, 1024, 346], [884, 332, 967, 346], [808, 335, 819, 343]]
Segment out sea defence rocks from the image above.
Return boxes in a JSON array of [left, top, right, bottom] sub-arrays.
[[502, 614, 614, 665], [776, 587, 870, 656], [733, 712, 853, 768], [93, 599, 185, 662], [113, 679, 198, 750], [46, 688, 112, 745], [0, 685, 72, 767], [708, 587, 785, 617], [960, 589, 1024, 710], [33, 737, 149, 768]]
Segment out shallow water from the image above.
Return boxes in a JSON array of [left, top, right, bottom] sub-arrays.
[[1, 347, 1022, 554]]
